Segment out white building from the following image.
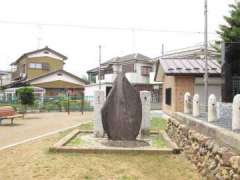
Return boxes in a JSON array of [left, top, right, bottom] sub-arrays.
[[0, 70, 12, 87], [85, 53, 162, 109]]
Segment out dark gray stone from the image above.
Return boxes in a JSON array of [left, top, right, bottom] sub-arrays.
[[101, 73, 142, 140]]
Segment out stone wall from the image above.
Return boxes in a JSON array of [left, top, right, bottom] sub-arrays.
[[166, 117, 240, 179]]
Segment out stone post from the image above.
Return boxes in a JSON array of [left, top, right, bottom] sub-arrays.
[[93, 90, 105, 137], [232, 94, 240, 130], [208, 94, 217, 122], [140, 91, 151, 135], [193, 94, 200, 117], [184, 92, 191, 114]]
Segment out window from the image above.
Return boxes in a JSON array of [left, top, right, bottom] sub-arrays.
[[99, 73, 104, 80], [42, 63, 49, 71], [141, 66, 152, 76], [22, 64, 26, 73], [122, 64, 134, 73], [29, 63, 42, 69], [89, 74, 96, 83], [165, 88, 172, 105]]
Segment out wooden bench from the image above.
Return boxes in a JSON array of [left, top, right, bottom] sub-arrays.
[[0, 106, 23, 125]]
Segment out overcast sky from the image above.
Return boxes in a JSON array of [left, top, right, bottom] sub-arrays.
[[0, 0, 235, 76]]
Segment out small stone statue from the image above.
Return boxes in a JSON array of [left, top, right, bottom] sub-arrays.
[[101, 73, 142, 140]]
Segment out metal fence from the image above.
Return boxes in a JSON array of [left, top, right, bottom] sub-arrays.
[[0, 95, 94, 113]]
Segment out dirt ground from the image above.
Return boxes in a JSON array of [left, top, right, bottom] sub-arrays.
[[0, 112, 92, 148], [0, 126, 200, 180]]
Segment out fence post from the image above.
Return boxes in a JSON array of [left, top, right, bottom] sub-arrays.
[[193, 94, 200, 117], [81, 94, 84, 115], [184, 92, 191, 114], [208, 94, 217, 122], [140, 91, 151, 135], [93, 90, 105, 137], [232, 94, 240, 130]]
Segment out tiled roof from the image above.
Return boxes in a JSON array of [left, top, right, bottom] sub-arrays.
[[11, 46, 67, 65], [160, 58, 221, 75], [156, 44, 220, 59], [87, 53, 152, 73], [103, 53, 152, 64]]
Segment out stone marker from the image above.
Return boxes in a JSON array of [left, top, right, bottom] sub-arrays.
[[184, 92, 191, 114], [140, 91, 151, 135], [101, 73, 142, 140], [94, 90, 105, 137], [193, 94, 200, 117], [232, 94, 240, 130], [208, 94, 217, 122]]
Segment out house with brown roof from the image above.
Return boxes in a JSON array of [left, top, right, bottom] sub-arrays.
[[7, 46, 87, 97], [154, 58, 222, 114]]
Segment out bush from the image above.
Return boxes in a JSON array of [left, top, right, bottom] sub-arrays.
[[16, 87, 35, 113]]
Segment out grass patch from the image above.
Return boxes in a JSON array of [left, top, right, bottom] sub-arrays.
[[68, 136, 85, 146], [0, 125, 200, 180], [150, 117, 167, 130], [151, 135, 168, 148], [79, 122, 93, 130]]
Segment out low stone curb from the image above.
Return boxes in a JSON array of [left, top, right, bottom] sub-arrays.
[[161, 130, 182, 154], [49, 129, 179, 155]]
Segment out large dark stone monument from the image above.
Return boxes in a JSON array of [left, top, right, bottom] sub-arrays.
[[101, 73, 142, 140], [222, 40, 240, 102]]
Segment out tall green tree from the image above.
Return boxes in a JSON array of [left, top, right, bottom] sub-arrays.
[[216, 2, 240, 43]]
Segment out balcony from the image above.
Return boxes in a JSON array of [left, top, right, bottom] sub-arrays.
[[11, 70, 20, 80], [95, 72, 151, 84], [96, 73, 117, 84]]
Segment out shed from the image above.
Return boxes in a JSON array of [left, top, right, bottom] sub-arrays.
[[154, 58, 222, 113]]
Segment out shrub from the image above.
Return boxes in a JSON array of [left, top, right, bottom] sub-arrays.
[[16, 87, 35, 113]]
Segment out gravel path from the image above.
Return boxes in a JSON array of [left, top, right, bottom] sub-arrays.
[[0, 112, 93, 149]]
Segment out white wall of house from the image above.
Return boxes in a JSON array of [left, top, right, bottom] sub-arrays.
[[28, 50, 65, 61], [96, 74, 117, 84], [85, 83, 113, 105], [95, 62, 155, 85], [30, 71, 85, 86], [126, 63, 150, 84], [0, 73, 12, 86]]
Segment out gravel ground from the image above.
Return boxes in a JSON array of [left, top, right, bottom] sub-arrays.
[[0, 112, 93, 148]]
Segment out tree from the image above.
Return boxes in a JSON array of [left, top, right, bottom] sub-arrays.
[[16, 87, 35, 113], [216, 2, 240, 44]]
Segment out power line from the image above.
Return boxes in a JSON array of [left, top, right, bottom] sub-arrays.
[[0, 20, 217, 35]]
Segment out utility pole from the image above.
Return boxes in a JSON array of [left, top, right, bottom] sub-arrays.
[[161, 44, 165, 56], [132, 28, 136, 53], [98, 45, 102, 90], [37, 24, 42, 49], [204, 0, 208, 110]]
